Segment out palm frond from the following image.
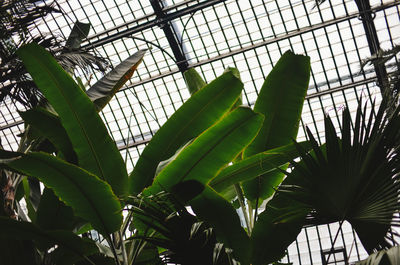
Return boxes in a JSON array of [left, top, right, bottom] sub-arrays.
[[0, 1, 60, 40], [356, 245, 400, 265], [126, 192, 235, 265], [279, 98, 400, 253], [0, 2, 111, 107], [56, 51, 109, 74]]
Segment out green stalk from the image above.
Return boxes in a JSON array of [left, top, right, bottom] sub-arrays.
[[107, 235, 121, 265], [119, 231, 128, 265], [254, 196, 260, 226], [248, 203, 254, 229], [234, 184, 251, 235]]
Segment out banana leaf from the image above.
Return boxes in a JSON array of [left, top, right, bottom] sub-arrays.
[[129, 69, 244, 195], [145, 107, 263, 195], [17, 43, 128, 197], [85, 49, 146, 111], [242, 50, 310, 206], [0, 239, 37, 265], [190, 186, 250, 265], [250, 191, 308, 265], [209, 141, 310, 193], [0, 217, 98, 258], [19, 107, 77, 163], [65, 21, 90, 50], [35, 188, 76, 231], [183, 68, 206, 95], [0, 150, 122, 235]]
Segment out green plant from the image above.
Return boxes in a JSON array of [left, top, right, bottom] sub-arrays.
[[129, 51, 311, 265], [0, 1, 109, 107], [276, 97, 400, 255], [0, 43, 146, 264], [0, 43, 311, 265], [1, 43, 145, 216], [128, 192, 235, 265]]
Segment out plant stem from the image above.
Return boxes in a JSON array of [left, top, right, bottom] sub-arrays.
[[107, 234, 121, 265], [254, 196, 259, 225], [234, 184, 251, 235], [119, 231, 128, 265], [248, 203, 254, 229], [121, 208, 133, 236]]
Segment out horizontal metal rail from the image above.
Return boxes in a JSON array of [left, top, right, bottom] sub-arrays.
[[116, 78, 379, 151], [81, 0, 228, 50], [114, 1, 398, 92]]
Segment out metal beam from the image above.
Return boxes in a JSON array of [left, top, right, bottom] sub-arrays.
[[0, 76, 380, 150], [116, 77, 380, 151], [150, 0, 188, 72], [81, 0, 227, 50], [3, 2, 397, 133], [111, 1, 398, 93], [355, 0, 389, 92]]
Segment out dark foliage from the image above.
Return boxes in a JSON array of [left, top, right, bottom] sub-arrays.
[[127, 192, 235, 265], [0, 0, 109, 108], [279, 98, 400, 254]]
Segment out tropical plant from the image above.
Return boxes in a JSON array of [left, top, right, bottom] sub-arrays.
[[128, 191, 235, 265], [0, 0, 109, 107], [129, 50, 311, 265], [274, 97, 400, 257], [0, 42, 145, 264], [0, 42, 312, 265], [361, 45, 400, 113], [0, 41, 145, 215]]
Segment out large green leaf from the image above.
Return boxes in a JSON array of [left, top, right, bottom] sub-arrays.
[[19, 107, 77, 163], [250, 164, 310, 265], [242, 50, 310, 205], [250, 193, 308, 265], [190, 186, 250, 265], [209, 141, 310, 193], [35, 188, 76, 231], [17, 43, 128, 197], [129, 69, 244, 194], [0, 239, 37, 265], [145, 107, 263, 195], [0, 217, 98, 259], [0, 151, 122, 235], [86, 49, 146, 111]]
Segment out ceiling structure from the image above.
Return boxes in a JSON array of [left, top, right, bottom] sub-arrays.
[[0, 1, 399, 263]]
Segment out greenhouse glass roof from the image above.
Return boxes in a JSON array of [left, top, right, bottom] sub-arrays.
[[1, 0, 399, 264], [2, 0, 399, 172]]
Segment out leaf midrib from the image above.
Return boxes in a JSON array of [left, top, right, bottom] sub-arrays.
[[34, 54, 107, 181], [211, 152, 282, 188], [162, 78, 240, 165], [171, 111, 256, 186], [28, 154, 113, 235]]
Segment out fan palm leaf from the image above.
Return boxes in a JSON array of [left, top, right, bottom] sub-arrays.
[[279, 98, 400, 254]]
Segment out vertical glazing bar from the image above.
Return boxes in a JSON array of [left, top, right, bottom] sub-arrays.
[[150, 0, 189, 73], [355, 0, 389, 93]]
